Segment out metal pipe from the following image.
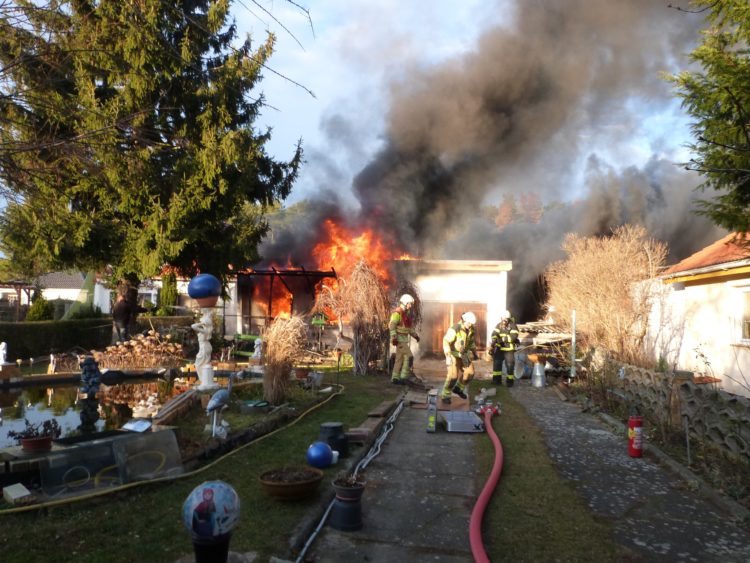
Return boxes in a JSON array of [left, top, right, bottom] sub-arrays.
[[570, 309, 576, 382]]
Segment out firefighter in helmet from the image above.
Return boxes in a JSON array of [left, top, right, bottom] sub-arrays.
[[490, 309, 520, 386], [441, 311, 478, 403], [389, 294, 420, 384]]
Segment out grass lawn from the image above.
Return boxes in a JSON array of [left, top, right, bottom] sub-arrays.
[[474, 381, 623, 561], [0, 372, 623, 562]]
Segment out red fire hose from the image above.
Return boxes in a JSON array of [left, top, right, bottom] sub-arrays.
[[469, 405, 503, 563]]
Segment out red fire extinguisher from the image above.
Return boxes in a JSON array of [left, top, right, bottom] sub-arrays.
[[627, 415, 643, 458]]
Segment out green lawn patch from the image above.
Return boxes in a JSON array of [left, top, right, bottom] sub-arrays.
[[472, 382, 624, 562]]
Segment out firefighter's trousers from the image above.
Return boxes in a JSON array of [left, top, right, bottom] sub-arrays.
[[441, 356, 475, 398], [392, 341, 413, 380], [492, 350, 516, 379]]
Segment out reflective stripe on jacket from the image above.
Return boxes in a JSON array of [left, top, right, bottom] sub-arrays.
[[443, 323, 476, 357], [491, 322, 519, 352]]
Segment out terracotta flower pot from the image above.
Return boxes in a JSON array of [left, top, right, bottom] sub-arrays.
[[259, 467, 324, 501], [20, 435, 53, 453], [332, 479, 366, 502]]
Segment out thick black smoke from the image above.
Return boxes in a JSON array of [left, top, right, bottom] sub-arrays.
[[263, 0, 725, 320]]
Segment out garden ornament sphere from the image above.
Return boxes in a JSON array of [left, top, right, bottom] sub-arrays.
[[306, 441, 334, 468], [188, 273, 222, 307], [182, 480, 240, 539]]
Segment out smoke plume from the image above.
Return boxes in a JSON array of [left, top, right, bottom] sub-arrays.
[[263, 0, 725, 320]]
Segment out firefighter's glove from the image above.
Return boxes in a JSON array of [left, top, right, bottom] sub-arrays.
[[391, 338, 398, 346], [445, 355, 452, 366], [413, 334, 420, 342], [472, 351, 479, 361]]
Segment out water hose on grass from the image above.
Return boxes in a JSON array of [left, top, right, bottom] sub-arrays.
[[470, 404, 502, 563]]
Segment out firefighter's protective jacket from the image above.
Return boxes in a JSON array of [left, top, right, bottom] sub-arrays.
[[491, 320, 520, 353], [389, 306, 418, 344], [443, 322, 476, 363]]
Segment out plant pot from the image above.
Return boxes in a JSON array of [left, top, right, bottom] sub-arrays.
[[259, 467, 324, 500], [332, 479, 366, 502], [20, 436, 53, 453]]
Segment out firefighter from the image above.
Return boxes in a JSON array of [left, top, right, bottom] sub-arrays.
[[441, 311, 478, 404], [490, 310, 520, 387], [389, 294, 420, 384]]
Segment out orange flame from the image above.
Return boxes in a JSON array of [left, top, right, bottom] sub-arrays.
[[312, 219, 405, 283]]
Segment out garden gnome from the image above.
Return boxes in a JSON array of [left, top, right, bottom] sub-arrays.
[[193, 308, 218, 390]]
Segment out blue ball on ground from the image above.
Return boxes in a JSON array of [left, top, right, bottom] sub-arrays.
[[306, 441, 333, 468]]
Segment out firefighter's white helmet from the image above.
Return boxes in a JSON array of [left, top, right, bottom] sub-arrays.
[[501, 309, 511, 320], [399, 294, 415, 307], [461, 311, 477, 326]]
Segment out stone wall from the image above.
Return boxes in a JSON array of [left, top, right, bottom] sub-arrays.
[[617, 365, 750, 462]]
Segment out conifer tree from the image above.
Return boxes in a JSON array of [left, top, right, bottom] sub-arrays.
[[0, 0, 301, 284], [670, 1, 750, 232]]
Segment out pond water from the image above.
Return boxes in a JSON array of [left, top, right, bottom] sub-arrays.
[[0, 379, 177, 449]]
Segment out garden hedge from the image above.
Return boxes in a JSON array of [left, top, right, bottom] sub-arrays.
[[0, 316, 194, 361]]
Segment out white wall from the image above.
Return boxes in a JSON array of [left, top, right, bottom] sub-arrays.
[[416, 268, 509, 347], [646, 278, 750, 398]]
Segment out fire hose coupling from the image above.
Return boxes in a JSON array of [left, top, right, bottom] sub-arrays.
[[477, 404, 499, 416]]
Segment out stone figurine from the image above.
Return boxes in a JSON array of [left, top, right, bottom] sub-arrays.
[[192, 308, 217, 389]]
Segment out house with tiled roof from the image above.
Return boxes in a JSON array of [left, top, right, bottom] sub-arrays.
[[33, 271, 113, 315], [646, 232, 750, 398]]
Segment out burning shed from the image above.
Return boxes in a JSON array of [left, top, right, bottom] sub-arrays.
[[236, 267, 337, 335], [393, 259, 512, 355]]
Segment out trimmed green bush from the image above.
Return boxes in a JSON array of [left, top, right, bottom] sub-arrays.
[[25, 297, 54, 321]]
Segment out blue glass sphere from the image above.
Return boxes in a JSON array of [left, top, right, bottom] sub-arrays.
[[187, 273, 221, 299], [306, 441, 333, 468], [182, 480, 240, 539]]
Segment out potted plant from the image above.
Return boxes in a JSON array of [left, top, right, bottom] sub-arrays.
[[332, 471, 366, 502], [7, 418, 62, 453], [258, 466, 324, 500]]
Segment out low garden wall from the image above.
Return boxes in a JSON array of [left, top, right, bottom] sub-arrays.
[[617, 365, 750, 463]]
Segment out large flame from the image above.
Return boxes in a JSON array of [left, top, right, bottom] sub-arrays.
[[249, 219, 417, 321], [312, 219, 410, 283]]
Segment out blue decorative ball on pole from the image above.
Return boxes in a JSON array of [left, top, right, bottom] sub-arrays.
[[188, 273, 222, 308]]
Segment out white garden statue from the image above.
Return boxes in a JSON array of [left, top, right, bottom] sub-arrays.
[[192, 308, 218, 390]]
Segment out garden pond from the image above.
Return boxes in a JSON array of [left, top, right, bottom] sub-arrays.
[[0, 377, 183, 449]]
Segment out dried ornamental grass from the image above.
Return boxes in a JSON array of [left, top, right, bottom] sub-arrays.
[[263, 316, 308, 404]]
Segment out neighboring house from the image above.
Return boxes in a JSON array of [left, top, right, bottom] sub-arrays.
[[646, 232, 750, 398], [34, 271, 112, 315]]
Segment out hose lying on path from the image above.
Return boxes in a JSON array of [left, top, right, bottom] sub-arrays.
[[469, 405, 503, 563]]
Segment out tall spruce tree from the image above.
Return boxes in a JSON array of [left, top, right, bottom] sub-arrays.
[[670, 1, 750, 233], [0, 0, 301, 284]]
